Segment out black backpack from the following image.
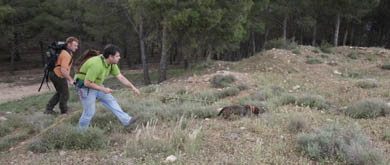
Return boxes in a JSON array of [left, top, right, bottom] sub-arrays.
[[38, 41, 69, 92]]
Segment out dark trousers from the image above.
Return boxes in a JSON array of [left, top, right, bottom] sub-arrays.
[[46, 72, 69, 113]]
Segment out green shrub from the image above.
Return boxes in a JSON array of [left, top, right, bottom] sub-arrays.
[[297, 124, 384, 164], [190, 62, 213, 71], [380, 64, 390, 70], [288, 116, 307, 133], [320, 54, 328, 59], [383, 131, 390, 143], [0, 133, 29, 151], [343, 141, 385, 165], [0, 122, 13, 138], [210, 74, 236, 88], [28, 124, 107, 152], [185, 105, 219, 119], [341, 71, 360, 78], [345, 99, 389, 119], [216, 87, 240, 99], [141, 85, 158, 94], [25, 114, 55, 134], [270, 86, 285, 96], [277, 94, 296, 106], [356, 79, 378, 89], [285, 40, 298, 50], [194, 91, 218, 103], [347, 51, 358, 59], [250, 92, 267, 101], [306, 58, 323, 64], [264, 38, 285, 50], [297, 95, 330, 110], [90, 112, 123, 133], [237, 84, 249, 91], [176, 88, 188, 95], [319, 41, 332, 54], [292, 49, 301, 55], [312, 49, 320, 54]]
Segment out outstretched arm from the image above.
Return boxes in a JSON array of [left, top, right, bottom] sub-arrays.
[[115, 73, 140, 94]]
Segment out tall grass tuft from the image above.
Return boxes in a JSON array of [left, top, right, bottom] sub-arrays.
[[345, 99, 389, 119], [28, 124, 107, 152], [297, 95, 330, 110], [287, 116, 307, 133], [297, 124, 384, 164], [356, 79, 378, 89], [210, 74, 236, 88]]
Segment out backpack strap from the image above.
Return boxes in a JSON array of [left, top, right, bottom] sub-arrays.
[[65, 48, 73, 66], [100, 56, 113, 73], [56, 49, 73, 68]]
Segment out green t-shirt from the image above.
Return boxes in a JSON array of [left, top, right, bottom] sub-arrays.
[[74, 54, 120, 85]]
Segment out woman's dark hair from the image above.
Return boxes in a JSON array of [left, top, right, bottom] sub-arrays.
[[77, 49, 100, 68], [103, 44, 121, 58]]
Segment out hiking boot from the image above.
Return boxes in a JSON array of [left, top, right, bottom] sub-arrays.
[[44, 110, 58, 115], [127, 116, 140, 126], [60, 110, 68, 114]]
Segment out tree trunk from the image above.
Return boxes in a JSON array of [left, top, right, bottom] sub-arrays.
[[158, 25, 168, 83], [138, 9, 151, 85], [334, 13, 341, 47], [343, 28, 348, 46], [13, 31, 20, 62], [282, 16, 288, 45], [262, 25, 269, 50], [251, 32, 256, 56], [184, 54, 189, 70], [350, 28, 354, 46], [206, 44, 212, 62], [312, 23, 317, 46], [40, 41, 45, 67]]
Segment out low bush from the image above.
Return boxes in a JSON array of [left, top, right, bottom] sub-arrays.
[[380, 64, 390, 70], [216, 87, 240, 99], [383, 131, 390, 143], [347, 51, 358, 59], [345, 99, 389, 119], [356, 79, 378, 89], [28, 124, 107, 152], [341, 71, 360, 78], [210, 74, 236, 88], [276, 94, 296, 106], [319, 41, 332, 54], [312, 48, 320, 54], [292, 49, 301, 55], [0, 122, 13, 138], [0, 133, 29, 151], [320, 54, 329, 59], [297, 95, 330, 110], [306, 58, 323, 64], [287, 116, 307, 133], [264, 38, 298, 50], [237, 84, 249, 91], [297, 124, 384, 164]]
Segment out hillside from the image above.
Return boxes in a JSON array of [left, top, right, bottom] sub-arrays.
[[0, 46, 389, 164]]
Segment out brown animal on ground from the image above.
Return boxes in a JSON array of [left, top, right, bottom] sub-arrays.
[[217, 105, 260, 119]]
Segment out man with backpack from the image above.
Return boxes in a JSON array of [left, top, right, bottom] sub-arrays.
[[44, 36, 79, 115], [74, 44, 140, 131]]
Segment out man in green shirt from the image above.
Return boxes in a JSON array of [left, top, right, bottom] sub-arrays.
[[74, 44, 140, 130]]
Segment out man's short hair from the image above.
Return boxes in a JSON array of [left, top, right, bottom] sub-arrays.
[[66, 36, 79, 45], [103, 44, 121, 58]]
